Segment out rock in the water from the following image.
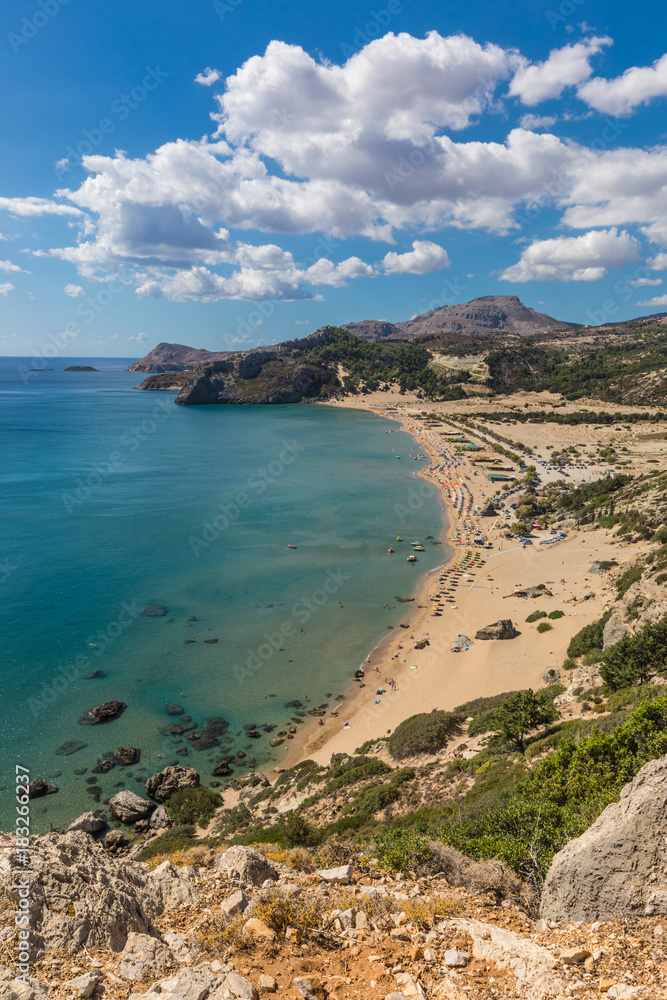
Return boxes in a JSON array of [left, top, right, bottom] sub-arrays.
[[109, 790, 155, 823], [149, 804, 171, 830], [27, 778, 58, 798], [67, 811, 106, 834], [216, 845, 278, 886], [541, 753, 667, 921], [55, 740, 87, 756], [141, 604, 168, 617], [0, 830, 194, 956], [105, 829, 125, 851], [145, 765, 200, 803], [78, 701, 126, 725], [165, 703, 185, 715], [64, 366, 98, 372], [114, 747, 140, 765], [120, 931, 172, 980], [475, 619, 518, 640], [92, 758, 115, 774], [316, 864, 353, 884], [603, 610, 627, 650], [83, 670, 105, 679]]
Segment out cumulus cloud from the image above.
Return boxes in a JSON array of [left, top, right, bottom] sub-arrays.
[[509, 37, 611, 105], [383, 240, 450, 274], [0, 282, 14, 296], [499, 227, 640, 282], [0, 196, 82, 217], [194, 67, 222, 86], [649, 253, 667, 270], [636, 294, 667, 307], [627, 277, 662, 287], [0, 259, 28, 273], [578, 52, 667, 115], [64, 283, 84, 297], [128, 332, 148, 342]]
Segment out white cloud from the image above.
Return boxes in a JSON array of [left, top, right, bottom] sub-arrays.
[[519, 114, 557, 130], [109, 333, 119, 340], [628, 277, 662, 287], [195, 67, 222, 87], [128, 332, 148, 342], [383, 240, 450, 274], [304, 256, 376, 286], [578, 52, 667, 115], [64, 283, 84, 297], [499, 227, 640, 282], [509, 37, 611, 105], [0, 259, 28, 273], [0, 196, 82, 218], [0, 282, 15, 296], [649, 253, 667, 270], [636, 295, 667, 307]]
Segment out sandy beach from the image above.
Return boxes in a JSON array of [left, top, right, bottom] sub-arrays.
[[283, 391, 652, 769]]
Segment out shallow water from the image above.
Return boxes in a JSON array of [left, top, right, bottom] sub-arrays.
[[0, 358, 445, 831]]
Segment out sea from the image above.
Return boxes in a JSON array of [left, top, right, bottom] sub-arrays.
[[0, 357, 446, 832]]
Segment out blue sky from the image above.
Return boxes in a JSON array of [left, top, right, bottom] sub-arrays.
[[1, 0, 667, 358]]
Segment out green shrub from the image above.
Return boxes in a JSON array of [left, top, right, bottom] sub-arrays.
[[136, 825, 198, 860], [600, 613, 667, 690], [525, 610, 547, 623], [388, 710, 463, 760], [548, 610, 565, 620], [490, 689, 558, 752], [374, 827, 432, 873], [454, 692, 518, 737], [616, 565, 643, 599], [567, 609, 612, 658], [536, 622, 553, 633], [165, 788, 222, 829], [283, 810, 318, 847], [321, 756, 392, 795]]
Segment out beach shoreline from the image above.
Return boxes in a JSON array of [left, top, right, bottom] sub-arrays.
[[279, 394, 623, 773]]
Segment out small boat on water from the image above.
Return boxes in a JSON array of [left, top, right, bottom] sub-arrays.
[[407, 555, 417, 562], [287, 544, 297, 549]]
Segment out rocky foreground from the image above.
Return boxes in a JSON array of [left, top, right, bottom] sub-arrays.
[[1, 825, 666, 1000]]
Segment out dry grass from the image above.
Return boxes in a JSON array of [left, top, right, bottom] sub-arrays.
[[259, 844, 316, 872], [199, 913, 249, 958], [252, 887, 323, 937]]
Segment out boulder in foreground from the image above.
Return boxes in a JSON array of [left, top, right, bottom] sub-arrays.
[[145, 765, 200, 803], [540, 754, 667, 921]]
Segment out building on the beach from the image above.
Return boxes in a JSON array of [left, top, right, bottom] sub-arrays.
[[488, 472, 515, 482]]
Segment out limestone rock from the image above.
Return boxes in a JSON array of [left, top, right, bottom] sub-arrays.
[[242, 918, 276, 942], [109, 790, 155, 823], [105, 829, 125, 851], [540, 754, 667, 921], [221, 889, 249, 917], [216, 846, 277, 886], [316, 864, 353, 884], [163, 932, 203, 966], [525, 587, 552, 599], [222, 972, 258, 1000], [120, 931, 172, 980], [146, 765, 200, 803], [0, 967, 50, 1000], [442, 917, 561, 999], [542, 667, 561, 686], [444, 950, 468, 967], [554, 662, 604, 708], [27, 778, 58, 798], [0, 830, 195, 957], [67, 811, 106, 834], [141, 604, 169, 617], [128, 964, 218, 1000], [114, 747, 140, 765], [393, 973, 426, 998], [147, 860, 200, 910], [149, 804, 171, 830], [475, 619, 517, 640], [602, 611, 627, 650], [293, 978, 324, 1000], [259, 975, 276, 991], [64, 970, 103, 998]]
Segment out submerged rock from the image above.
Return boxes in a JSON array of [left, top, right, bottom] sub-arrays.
[[28, 778, 58, 798], [55, 740, 87, 756], [140, 604, 168, 617], [165, 703, 185, 716], [115, 747, 140, 766]]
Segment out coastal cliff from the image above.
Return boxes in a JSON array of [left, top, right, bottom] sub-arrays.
[[173, 351, 338, 405]]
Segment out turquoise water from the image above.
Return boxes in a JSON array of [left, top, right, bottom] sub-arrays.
[[0, 358, 445, 832]]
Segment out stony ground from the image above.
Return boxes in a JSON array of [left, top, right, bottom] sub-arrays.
[[3, 840, 666, 1000]]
